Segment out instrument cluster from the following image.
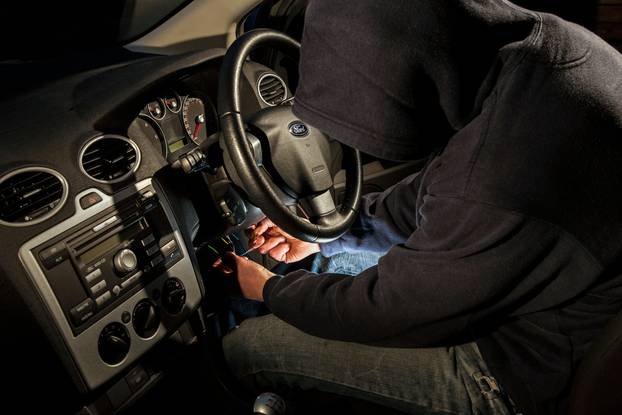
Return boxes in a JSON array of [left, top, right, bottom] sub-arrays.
[[128, 89, 218, 162]]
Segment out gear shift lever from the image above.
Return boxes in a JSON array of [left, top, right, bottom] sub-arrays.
[[253, 392, 287, 415]]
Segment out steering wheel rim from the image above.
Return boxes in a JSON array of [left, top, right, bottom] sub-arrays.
[[217, 29, 362, 243]]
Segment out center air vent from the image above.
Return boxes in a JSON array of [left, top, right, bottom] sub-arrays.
[[0, 167, 68, 226], [80, 135, 140, 184], [257, 73, 288, 106]]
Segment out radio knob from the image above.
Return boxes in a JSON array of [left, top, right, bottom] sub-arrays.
[[114, 249, 138, 274]]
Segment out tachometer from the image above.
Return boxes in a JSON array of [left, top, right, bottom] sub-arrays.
[[181, 97, 208, 146]]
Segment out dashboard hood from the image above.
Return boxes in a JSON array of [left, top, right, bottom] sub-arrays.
[[292, 0, 537, 161]]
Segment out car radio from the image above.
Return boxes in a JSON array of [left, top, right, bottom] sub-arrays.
[[34, 188, 184, 334]]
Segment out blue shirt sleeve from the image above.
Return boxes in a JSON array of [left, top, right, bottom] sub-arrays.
[[320, 169, 425, 257]]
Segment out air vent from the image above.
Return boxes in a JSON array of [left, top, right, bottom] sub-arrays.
[[0, 167, 68, 226], [257, 73, 288, 106], [80, 135, 140, 184]]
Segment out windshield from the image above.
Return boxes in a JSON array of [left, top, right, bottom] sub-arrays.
[[0, 0, 189, 61]]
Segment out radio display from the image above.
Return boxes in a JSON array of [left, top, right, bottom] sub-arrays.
[[78, 222, 142, 265]]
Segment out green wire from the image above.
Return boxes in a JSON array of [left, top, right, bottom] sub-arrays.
[[207, 244, 219, 255]]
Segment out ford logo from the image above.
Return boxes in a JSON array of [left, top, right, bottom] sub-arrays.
[[288, 121, 309, 137]]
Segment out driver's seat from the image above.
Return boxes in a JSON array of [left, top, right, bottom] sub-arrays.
[[568, 309, 622, 414]]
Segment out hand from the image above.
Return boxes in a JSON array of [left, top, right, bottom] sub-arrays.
[[213, 252, 275, 301], [247, 218, 320, 264]]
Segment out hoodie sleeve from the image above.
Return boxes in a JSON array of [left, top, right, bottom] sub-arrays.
[[320, 169, 425, 257], [263, 194, 601, 347]]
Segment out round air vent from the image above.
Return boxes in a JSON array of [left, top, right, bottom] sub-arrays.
[[80, 135, 140, 184], [0, 167, 68, 226], [257, 73, 288, 106]]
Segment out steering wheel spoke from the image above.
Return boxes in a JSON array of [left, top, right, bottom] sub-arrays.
[[299, 190, 337, 220]]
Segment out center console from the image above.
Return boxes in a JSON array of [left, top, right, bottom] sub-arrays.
[[19, 179, 202, 390]]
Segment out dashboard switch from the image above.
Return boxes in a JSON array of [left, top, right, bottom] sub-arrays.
[[126, 365, 149, 392], [79, 192, 103, 210]]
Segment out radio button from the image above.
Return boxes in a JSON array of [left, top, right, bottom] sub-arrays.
[[141, 199, 158, 212], [141, 190, 155, 199], [93, 215, 119, 232], [70, 298, 95, 326], [150, 255, 164, 268], [164, 250, 182, 266], [160, 239, 178, 256], [114, 249, 138, 274], [40, 242, 69, 269], [112, 285, 122, 296], [95, 291, 112, 307], [140, 234, 155, 247], [145, 245, 159, 256], [90, 280, 108, 296], [121, 271, 143, 289], [85, 268, 103, 284]]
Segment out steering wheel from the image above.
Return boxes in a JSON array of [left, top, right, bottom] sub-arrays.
[[217, 29, 362, 243]]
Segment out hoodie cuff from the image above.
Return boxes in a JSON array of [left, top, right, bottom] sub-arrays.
[[262, 274, 282, 307]]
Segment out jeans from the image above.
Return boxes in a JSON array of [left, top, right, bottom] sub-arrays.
[[222, 252, 517, 414]]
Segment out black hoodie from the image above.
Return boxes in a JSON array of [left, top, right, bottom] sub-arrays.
[[262, 1, 622, 414]]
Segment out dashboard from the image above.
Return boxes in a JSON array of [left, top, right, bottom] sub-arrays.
[[0, 47, 291, 411], [128, 90, 219, 160]]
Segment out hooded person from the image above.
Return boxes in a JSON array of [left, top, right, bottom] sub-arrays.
[[221, 1, 622, 414]]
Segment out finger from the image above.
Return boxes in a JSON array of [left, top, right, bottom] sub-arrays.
[[244, 224, 256, 239], [251, 218, 275, 240], [249, 234, 266, 250], [212, 258, 223, 268], [268, 243, 291, 263], [267, 224, 293, 239], [258, 236, 286, 255], [266, 228, 285, 238]]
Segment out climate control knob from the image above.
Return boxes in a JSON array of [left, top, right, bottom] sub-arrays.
[[98, 322, 130, 365], [162, 278, 186, 315], [114, 249, 138, 274], [133, 300, 160, 338]]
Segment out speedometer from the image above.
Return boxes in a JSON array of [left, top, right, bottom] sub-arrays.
[[181, 97, 207, 146]]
